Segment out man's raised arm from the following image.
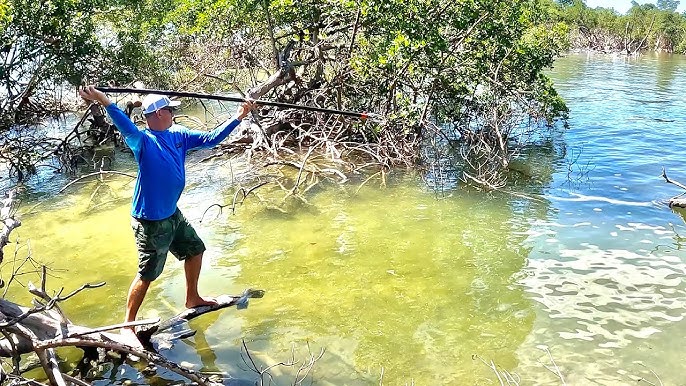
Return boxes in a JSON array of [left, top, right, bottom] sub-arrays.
[[185, 99, 256, 149], [79, 86, 144, 153]]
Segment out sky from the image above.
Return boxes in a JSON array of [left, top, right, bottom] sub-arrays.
[[585, 0, 686, 13]]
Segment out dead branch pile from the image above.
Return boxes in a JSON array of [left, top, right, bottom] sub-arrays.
[[0, 269, 265, 386], [214, 40, 420, 180]]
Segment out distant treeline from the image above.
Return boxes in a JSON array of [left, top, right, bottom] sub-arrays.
[[549, 0, 686, 53]]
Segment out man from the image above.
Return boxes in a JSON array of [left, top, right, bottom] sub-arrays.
[[78, 86, 254, 342]]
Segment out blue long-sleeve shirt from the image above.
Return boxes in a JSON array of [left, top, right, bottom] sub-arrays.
[[106, 104, 241, 220]]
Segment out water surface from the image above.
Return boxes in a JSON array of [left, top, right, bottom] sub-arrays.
[[7, 52, 686, 385]]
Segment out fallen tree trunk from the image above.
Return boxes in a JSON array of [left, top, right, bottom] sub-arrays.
[[0, 281, 264, 385]]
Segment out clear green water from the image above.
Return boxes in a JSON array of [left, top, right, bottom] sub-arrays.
[[6, 52, 686, 385]]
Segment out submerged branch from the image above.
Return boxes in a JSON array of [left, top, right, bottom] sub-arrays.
[[200, 181, 270, 222], [137, 288, 265, 343], [58, 171, 136, 194]]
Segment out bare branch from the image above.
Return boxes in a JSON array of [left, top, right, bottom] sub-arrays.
[[58, 171, 136, 194], [33, 337, 216, 386]]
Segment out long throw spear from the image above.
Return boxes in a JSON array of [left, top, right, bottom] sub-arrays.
[[95, 87, 381, 121]]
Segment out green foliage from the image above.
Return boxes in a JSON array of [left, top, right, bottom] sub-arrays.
[[559, 0, 597, 28], [557, 0, 686, 53], [2, 0, 99, 83], [0, 0, 167, 99], [347, 0, 568, 120], [0, 0, 178, 181], [657, 0, 680, 12], [2, 0, 573, 183], [0, 0, 8, 26]]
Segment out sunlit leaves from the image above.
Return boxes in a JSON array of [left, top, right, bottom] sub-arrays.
[[0, 0, 10, 38], [2, 0, 101, 83]]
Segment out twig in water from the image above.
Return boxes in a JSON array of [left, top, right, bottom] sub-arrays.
[[472, 354, 504, 386], [662, 167, 686, 200], [661, 167, 686, 190], [473, 354, 523, 386], [239, 339, 323, 386], [537, 345, 566, 385], [355, 171, 382, 195], [58, 171, 136, 194], [289, 146, 317, 197], [634, 363, 663, 386], [239, 339, 288, 385], [292, 341, 325, 384], [200, 181, 269, 222]]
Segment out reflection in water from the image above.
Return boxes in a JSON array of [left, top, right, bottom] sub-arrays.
[[193, 322, 220, 373], [655, 52, 680, 92]]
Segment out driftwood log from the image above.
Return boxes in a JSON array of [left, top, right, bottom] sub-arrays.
[[138, 289, 265, 349], [0, 279, 264, 386]]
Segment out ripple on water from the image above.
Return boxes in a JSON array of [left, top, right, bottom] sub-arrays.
[[516, 243, 686, 383]]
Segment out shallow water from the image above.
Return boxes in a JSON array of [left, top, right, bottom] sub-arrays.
[[7, 52, 686, 385]]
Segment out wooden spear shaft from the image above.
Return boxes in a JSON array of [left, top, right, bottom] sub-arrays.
[[96, 86, 375, 120]]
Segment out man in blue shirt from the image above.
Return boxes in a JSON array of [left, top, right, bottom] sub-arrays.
[[79, 86, 254, 342]]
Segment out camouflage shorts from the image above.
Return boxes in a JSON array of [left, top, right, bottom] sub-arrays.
[[131, 208, 206, 281]]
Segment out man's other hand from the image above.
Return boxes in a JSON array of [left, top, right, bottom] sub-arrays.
[[79, 85, 112, 107], [237, 99, 256, 120]]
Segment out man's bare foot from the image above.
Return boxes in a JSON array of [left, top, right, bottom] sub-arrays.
[[185, 296, 218, 309], [119, 327, 144, 350]]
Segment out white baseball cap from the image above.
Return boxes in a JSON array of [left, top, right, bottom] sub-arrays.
[[141, 94, 181, 114]]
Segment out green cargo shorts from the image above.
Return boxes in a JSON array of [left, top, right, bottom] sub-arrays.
[[131, 208, 206, 281]]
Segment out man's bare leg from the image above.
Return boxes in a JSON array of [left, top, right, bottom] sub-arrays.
[[184, 253, 217, 308], [121, 276, 151, 347], [125, 276, 151, 324]]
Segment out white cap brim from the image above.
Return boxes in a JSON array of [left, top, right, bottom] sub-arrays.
[[142, 95, 182, 114]]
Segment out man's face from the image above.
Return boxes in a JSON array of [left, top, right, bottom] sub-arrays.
[[156, 106, 174, 125], [145, 105, 175, 130]]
